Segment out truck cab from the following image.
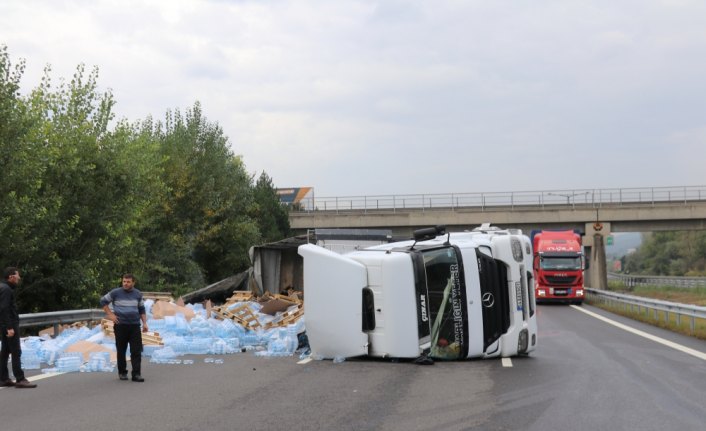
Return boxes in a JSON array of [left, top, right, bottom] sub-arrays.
[[532, 230, 585, 304], [298, 224, 538, 360]]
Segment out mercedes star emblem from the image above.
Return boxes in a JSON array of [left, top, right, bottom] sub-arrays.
[[482, 292, 495, 308]]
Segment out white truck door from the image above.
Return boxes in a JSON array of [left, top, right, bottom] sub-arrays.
[[298, 244, 369, 358]]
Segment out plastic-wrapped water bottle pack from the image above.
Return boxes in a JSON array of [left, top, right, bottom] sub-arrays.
[[19, 300, 308, 373]]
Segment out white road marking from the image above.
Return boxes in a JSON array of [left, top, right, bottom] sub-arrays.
[[28, 372, 64, 382], [0, 372, 63, 388], [501, 357, 513, 367], [571, 305, 706, 362], [297, 357, 313, 365]]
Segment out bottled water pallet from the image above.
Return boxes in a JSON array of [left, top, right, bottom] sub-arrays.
[[100, 319, 164, 345], [218, 304, 262, 330], [263, 304, 304, 330], [213, 290, 304, 330], [228, 304, 262, 329]]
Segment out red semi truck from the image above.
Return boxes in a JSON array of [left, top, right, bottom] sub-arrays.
[[532, 230, 585, 304]]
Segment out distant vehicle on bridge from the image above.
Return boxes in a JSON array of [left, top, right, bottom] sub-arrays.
[[298, 224, 537, 361], [532, 230, 585, 304]]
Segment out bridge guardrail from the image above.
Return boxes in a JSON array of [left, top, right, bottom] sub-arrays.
[[293, 185, 706, 213], [585, 288, 706, 335], [608, 273, 706, 289], [19, 309, 106, 337]]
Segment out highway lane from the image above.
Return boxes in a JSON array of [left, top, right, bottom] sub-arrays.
[[487, 304, 706, 431], [1, 304, 705, 431]]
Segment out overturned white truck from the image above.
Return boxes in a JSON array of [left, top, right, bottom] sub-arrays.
[[298, 224, 537, 361]]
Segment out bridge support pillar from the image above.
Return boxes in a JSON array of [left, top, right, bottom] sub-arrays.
[[584, 222, 610, 290]]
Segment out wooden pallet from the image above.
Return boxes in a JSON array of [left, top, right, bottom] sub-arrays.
[[100, 319, 164, 345], [212, 291, 304, 329], [101, 318, 114, 334], [141, 332, 164, 346], [260, 292, 302, 305], [263, 304, 304, 329], [225, 291, 253, 305], [211, 305, 237, 320], [272, 293, 302, 305], [280, 305, 304, 325], [141, 291, 175, 301], [210, 307, 226, 320], [223, 304, 261, 330]]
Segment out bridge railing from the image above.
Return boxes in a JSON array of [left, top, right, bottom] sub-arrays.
[[586, 288, 706, 335], [293, 185, 706, 213]]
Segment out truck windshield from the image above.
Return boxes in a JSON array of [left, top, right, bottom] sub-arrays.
[[421, 247, 466, 360], [540, 256, 581, 270]]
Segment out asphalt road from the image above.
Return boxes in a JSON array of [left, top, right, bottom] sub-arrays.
[[2, 304, 705, 431]]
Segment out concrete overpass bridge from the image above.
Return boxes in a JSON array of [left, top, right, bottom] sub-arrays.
[[288, 185, 706, 289]]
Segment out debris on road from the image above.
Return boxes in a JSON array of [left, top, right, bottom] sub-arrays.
[[14, 291, 309, 374]]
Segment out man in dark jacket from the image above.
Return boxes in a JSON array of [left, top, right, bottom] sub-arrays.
[[0, 267, 37, 388], [100, 273, 148, 382]]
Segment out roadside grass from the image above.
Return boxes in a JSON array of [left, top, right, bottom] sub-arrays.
[[587, 281, 706, 341], [605, 281, 706, 306]]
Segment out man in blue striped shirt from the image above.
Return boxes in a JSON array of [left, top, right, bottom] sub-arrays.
[[100, 274, 148, 382]]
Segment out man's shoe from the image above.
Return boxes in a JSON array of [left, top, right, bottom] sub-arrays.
[[119, 373, 128, 381], [14, 379, 37, 388], [0, 379, 15, 387], [132, 375, 144, 382]]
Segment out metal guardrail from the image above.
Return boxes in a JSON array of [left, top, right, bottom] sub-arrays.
[[586, 288, 706, 334], [19, 309, 105, 336], [293, 185, 706, 213], [608, 273, 706, 289]]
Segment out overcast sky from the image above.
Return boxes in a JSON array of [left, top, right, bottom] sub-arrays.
[[2, 0, 705, 197]]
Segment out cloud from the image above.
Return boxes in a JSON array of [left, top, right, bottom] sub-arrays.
[[2, 0, 705, 196]]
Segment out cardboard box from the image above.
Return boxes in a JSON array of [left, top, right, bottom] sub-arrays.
[[259, 298, 295, 316], [65, 340, 118, 363], [38, 324, 68, 338], [150, 300, 195, 321]]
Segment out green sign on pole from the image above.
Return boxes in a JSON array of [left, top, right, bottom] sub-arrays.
[[607, 235, 614, 246]]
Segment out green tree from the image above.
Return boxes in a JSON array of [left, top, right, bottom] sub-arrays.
[[1, 46, 292, 311], [16, 64, 168, 309], [624, 231, 706, 276], [1, 50, 172, 310], [152, 102, 261, 285], [253, 172, 291, 243], [0, 47, 64, 311]]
